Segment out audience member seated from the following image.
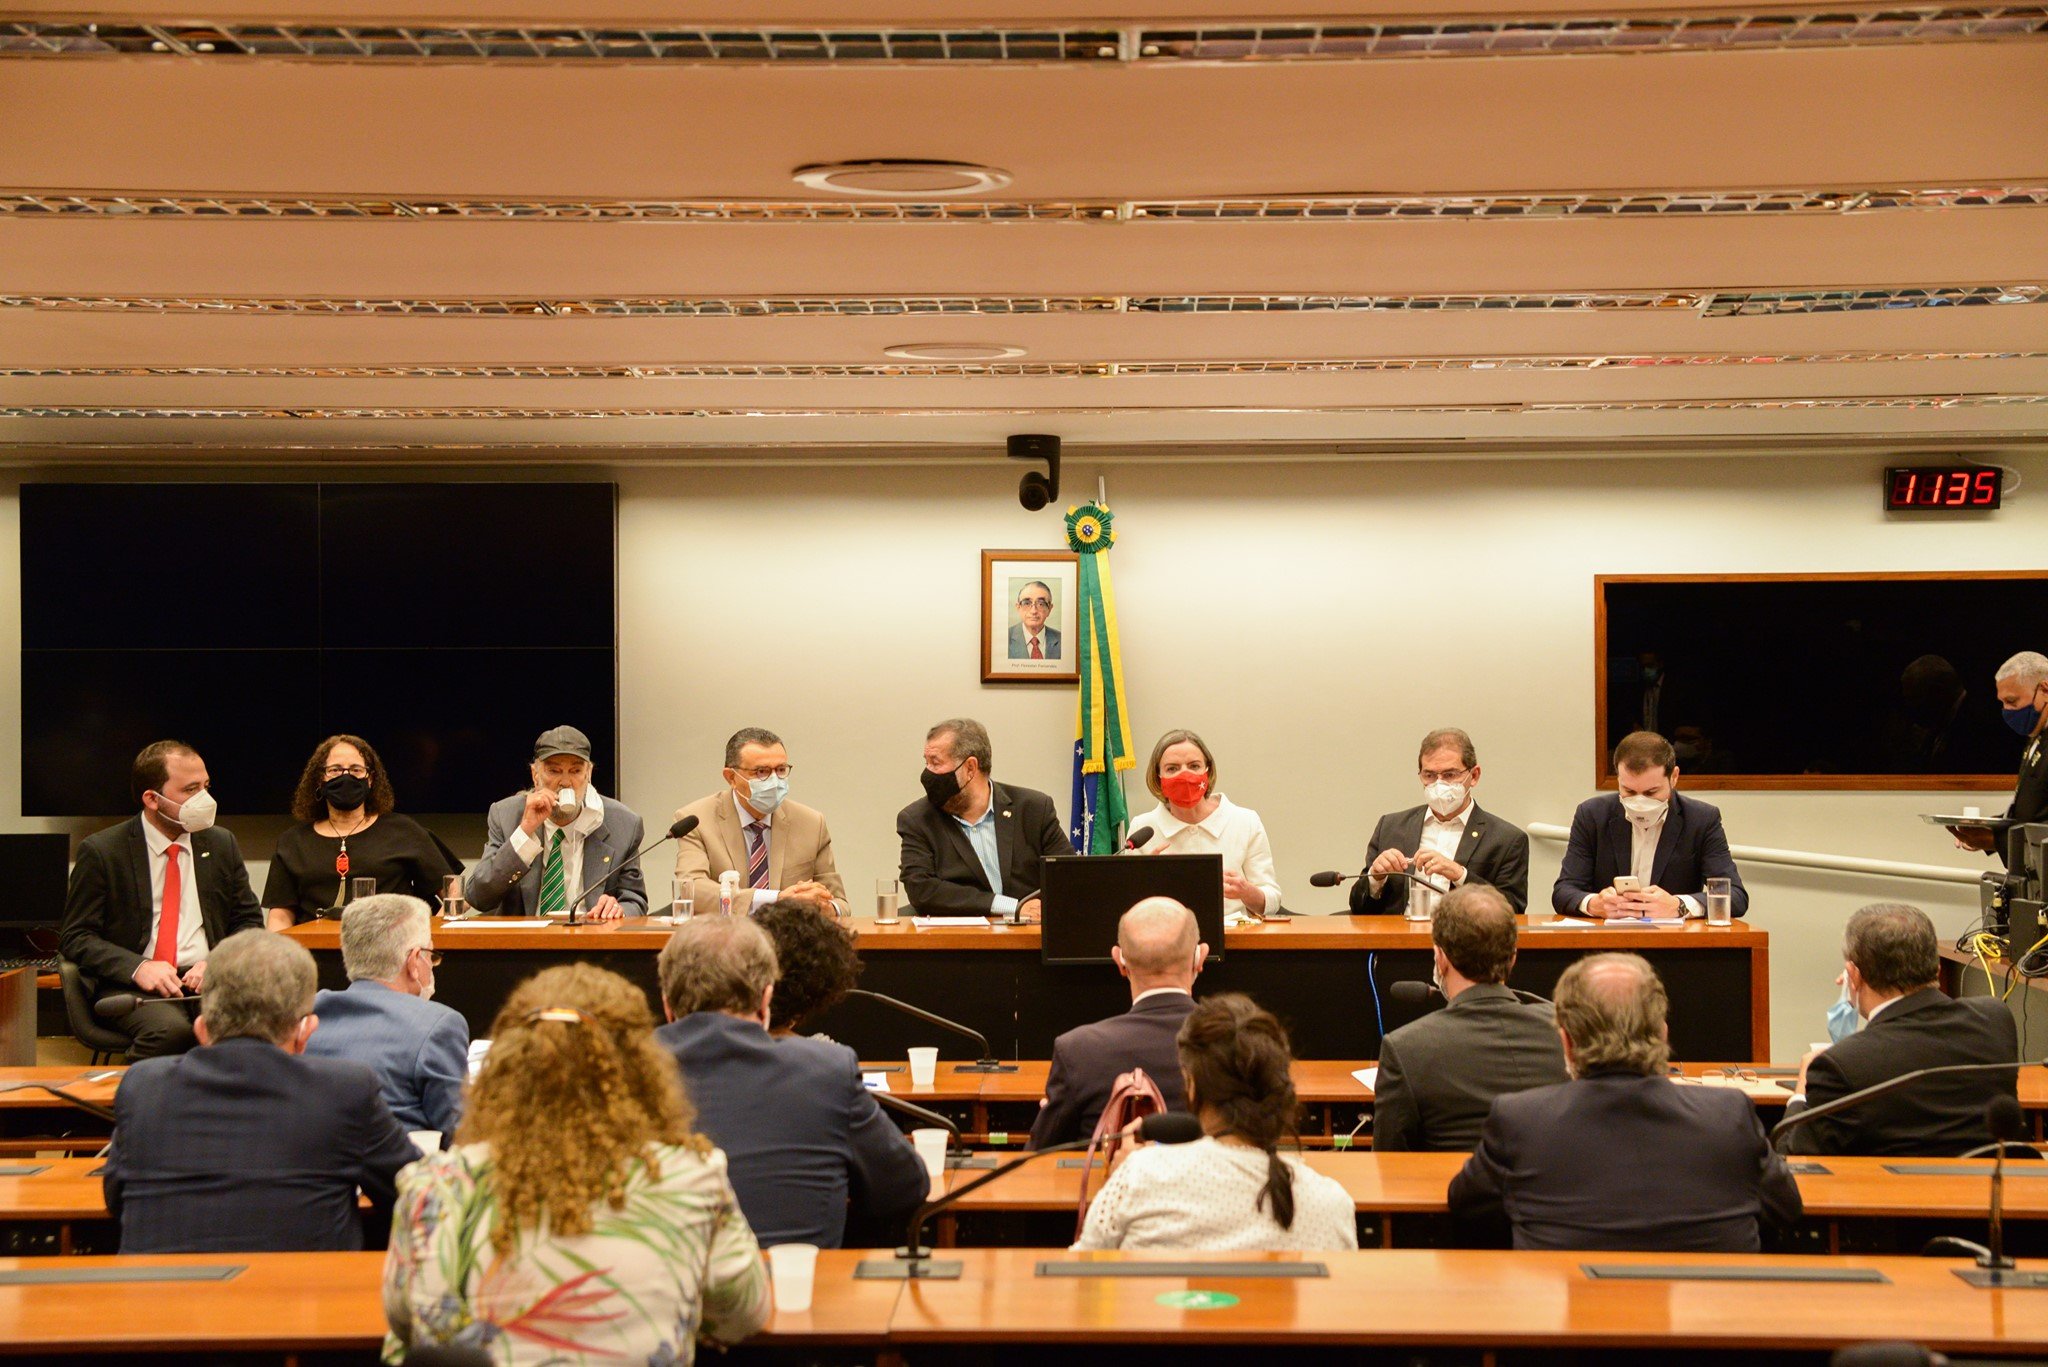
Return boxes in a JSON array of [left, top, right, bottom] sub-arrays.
[[1448, 953, 1800, 1251], [1786, 901, 2019, 1156], [1125, 729, 1282, 919], [305, 893, 468, 1138], [1551, 730, 1748, 920], [898, 716, 1073, 920], [1074, 993, 1357, 1252], [60, 739, 265, 1060], [754, 897, 862, 1036], [1033, 897, 1206, 1147], [105, 929, 419, 1253], [264, 733, 458, 928], [654, 916, 928, 1248], [1352, 727, 1530, 915], [673, 727, 848, 916], [384, 964, 768, 1365], [1372, 885, 1567, 1151]]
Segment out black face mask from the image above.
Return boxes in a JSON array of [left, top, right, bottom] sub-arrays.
[[321, 773, 372, 811], [920, 765, 964, 811]]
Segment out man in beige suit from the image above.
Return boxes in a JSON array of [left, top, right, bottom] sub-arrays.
[[673, 728, 847, 916]]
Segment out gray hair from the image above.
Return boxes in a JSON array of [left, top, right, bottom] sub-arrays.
[[1997, 651, 2048, 688], [723, 727, 784, 769], [657, 916, 779, 1018], [1418, 727, 1478, 770], [1553, 952, 1670, 1077], [927, 717, 994, 775], [201, 930, 317, 1045], [1844, 902, 1939, 994], [339, 894, 431, 983]]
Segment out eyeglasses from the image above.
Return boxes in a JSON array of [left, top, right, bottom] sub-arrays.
[[734, 765, 793, 780], [412, 946, 444, 968], [1419, 768, 1471, 784], [1017, 597, 1052, 609], [322, 764, 370, 779]]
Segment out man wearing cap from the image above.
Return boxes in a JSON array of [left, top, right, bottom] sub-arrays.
[[465, 726, 646, 920]]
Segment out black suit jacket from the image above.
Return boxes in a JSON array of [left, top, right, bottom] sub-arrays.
[[1447, 1070, 1802, 1251], [1549, 791, 1748, 917], [2004, 734, 2047, 862], [1350, 803, 1531, 915], [896, 781, 1074, 916], [1030, 991, 1196, 1148], [1784, 988, 2018, 1156], [104, 1035, 420, 1253], [60, 816, 265, 996], [1372, 984, 1568, 1152]]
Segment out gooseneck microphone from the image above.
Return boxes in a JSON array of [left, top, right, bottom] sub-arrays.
[[842, 988, 1017, 1073], [561, 815, 698, 925], [1122, 826, 1156, 851], [1309, 868, 1452, 896], [1925, 1095, 2034, 1284], [94, 991, 202, 1018]]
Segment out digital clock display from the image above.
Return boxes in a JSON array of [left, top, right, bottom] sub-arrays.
[[1884, 465, 2002, 511]]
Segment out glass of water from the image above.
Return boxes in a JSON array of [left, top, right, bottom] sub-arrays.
[[875, 878, 902, 924], [1704, 877, 1733, 925], [672, 876, 696, 922], [440, 874, 467, 920], [351, 876, 378, 904]]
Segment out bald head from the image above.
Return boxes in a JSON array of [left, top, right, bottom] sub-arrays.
[[1553, 952, 1670, 1077], [1113, 897, 1203, 992]]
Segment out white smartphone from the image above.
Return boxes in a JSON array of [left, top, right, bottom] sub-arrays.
[[1611, 876, 1643, 894]]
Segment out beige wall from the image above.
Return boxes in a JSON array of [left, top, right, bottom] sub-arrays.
[[4, 449, 2041, 1058]]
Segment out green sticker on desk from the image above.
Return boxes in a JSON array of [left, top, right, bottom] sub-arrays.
[[1155, 1290, 1240, 1310]]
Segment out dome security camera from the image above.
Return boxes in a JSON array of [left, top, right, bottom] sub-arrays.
[[1009, 434, 1061, 511]]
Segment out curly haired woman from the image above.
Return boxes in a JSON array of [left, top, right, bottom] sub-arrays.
[[382, 964, 769, 1366]]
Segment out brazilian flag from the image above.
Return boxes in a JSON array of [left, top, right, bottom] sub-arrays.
[[1065, 502, 1135, 854]]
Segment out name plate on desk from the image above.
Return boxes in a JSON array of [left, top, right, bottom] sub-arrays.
[[1582, 1264, 1888, 1283], [0, 1265, 244, 1285], [1885, 1164, 2048, 1177], [0, 1164, 49, 1176], [1788, 1162, 1832, 1175], [1037, 1260, 1328, 1279]]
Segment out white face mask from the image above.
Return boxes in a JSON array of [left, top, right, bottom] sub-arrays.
[[1423, 780, 1468, 820], [159, 787, 217, 834], [1620, 794, 1668, 826]]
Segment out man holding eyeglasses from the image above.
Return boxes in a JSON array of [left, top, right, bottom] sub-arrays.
[[467, 725, 646, 920], [305, 893, 468, 1138], [1008, 581, 1062, 660], [673, 727, 847, 916], [1351, 728, 1530, 915]]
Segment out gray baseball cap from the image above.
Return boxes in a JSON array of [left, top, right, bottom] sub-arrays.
[[533, 726, 592, 762]]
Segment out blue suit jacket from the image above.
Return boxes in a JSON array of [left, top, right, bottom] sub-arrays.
[[1549, 791, 1748, 917], [305, 979, 469, 1135], [654, 1013, 929, 1248], [465, 790, 647, 916], [105, 1035, 420, 1253]]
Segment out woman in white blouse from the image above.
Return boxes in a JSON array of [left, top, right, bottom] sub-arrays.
[[1126, 729, 1283, 918], [1074, 993, 1357, 1253]]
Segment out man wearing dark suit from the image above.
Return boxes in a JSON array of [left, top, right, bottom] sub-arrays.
[[653, 916, 928, 1248], [1373, 885, 1567, 1152], [466, 725, 646, 919], [1352, 727, 1530, 915], [1449, 952, 1801, 1251], [1031, 897, 1205, 1148], [1955, 651, 2048, 863], [1786, 902, 2018, 1156], [1551, 730, 1748, 920], [103, 929, 420, 1253], [59, 740, 265, 1060], [899, 717, 1074, 920]]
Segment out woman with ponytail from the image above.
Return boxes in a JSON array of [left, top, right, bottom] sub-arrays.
[[382, 964, 769, 1365], [1074, 993, 1356, 1252]]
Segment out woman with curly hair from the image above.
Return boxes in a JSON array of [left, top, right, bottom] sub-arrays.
[[752, 898, 861, 1035], [263, 734, 459, 928], [381, 964, 769, 1366]]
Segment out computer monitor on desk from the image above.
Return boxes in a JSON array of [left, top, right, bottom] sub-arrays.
[[0, 833, 69, 932], [1038, 853, 1226, 966]]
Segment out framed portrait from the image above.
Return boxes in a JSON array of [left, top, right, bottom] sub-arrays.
[[982, 549, 1080, 684]]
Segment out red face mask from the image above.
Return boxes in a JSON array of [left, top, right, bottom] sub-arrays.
[[1161, 770, 1210, 808]]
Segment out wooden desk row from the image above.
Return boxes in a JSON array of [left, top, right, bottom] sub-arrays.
[[3, 1248, 2047, 1361]]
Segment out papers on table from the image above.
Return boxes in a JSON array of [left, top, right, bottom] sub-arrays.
[[912, 916, 991, 928], [1351, 1067, 1378, 1091], [862, 1072, 892, 1093], [1546, 916, 1685, 927], [441, 918, 555, 929]]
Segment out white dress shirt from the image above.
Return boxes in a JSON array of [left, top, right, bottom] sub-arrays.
[[1127, 794, 1282, 918], [1367, 799, 1471, 903], [509, 789, 607, 910], [139, 817, 210, 967], [1073, 1137, 1359, 1252]]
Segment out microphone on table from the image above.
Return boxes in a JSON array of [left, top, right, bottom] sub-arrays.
[[1768, 1060, 2042, 1154], [1387, 980, 1551, 1011], [1925, 1095, 2037, 1286], [94, 991, 201, 1018], [842, 987, 1017, 1074], [857, 1111, 1206, 1279], [1309, 868, 1453, 896], [561, 815, 698, 926], [1121, 826, 1155, 851]]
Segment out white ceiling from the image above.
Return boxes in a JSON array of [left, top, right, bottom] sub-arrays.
[[1, 1, 2045, 455]]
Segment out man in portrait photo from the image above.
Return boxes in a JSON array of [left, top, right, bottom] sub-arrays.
[[1007, 579, 1062, 661]]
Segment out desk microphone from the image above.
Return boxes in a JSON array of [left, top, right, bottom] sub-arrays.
[[94, 991, 202, 1018], [1924, 1095, 2038, 1287], [1122, 826, 1155, 851], [1309, 868, 1453, 897], [561, 815, 698, 925], [842, 988, 1016, 1073]]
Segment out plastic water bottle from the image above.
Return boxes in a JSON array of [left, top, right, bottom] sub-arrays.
[[718, 870, 741, 917]]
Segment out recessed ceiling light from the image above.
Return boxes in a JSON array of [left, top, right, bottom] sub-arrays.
[[883, 342, 1027, 361], [792, 160, 1011, 198]]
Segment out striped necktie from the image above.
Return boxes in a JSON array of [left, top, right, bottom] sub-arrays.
[[746, 822, 771, 889], [537, 827, 568, 913]]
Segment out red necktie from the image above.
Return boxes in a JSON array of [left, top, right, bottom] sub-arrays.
[[1030, 636, 1043, 660], [155, 844, 182, 966]]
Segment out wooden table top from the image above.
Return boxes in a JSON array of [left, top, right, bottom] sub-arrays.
[[0, 1158, 107, 1220], [0, 1070, 122, 1112], [286, 914, 1766, 955]]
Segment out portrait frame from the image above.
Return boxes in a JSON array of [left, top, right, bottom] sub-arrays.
[[982, 549, 1080, 685]]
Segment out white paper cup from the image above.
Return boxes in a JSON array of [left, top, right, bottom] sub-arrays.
[[1964, 806, 1982, 819], [911, 1127, 949, 1178], [407, 1130, 442, 1157], [767, 1242, 819, 1314], [908, 1046, 939, 1087]]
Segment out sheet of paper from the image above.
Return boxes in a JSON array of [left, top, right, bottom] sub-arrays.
[[912, 916, 992, 928], [862, 1072, 892, 1093], [441, 918, 558, 928], [1601, 917, 1688, 927], [1351, 1067, 1378, 1091], [1547, 917, 1600, 927]]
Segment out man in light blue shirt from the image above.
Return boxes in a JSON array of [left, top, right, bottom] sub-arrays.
[[303, 893, 467, 1136]]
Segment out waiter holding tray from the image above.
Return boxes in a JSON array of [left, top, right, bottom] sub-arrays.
[[1944, 651, 2048, 862]]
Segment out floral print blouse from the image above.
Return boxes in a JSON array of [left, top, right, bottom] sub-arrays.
[[383, 1141, 770, 1366]]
